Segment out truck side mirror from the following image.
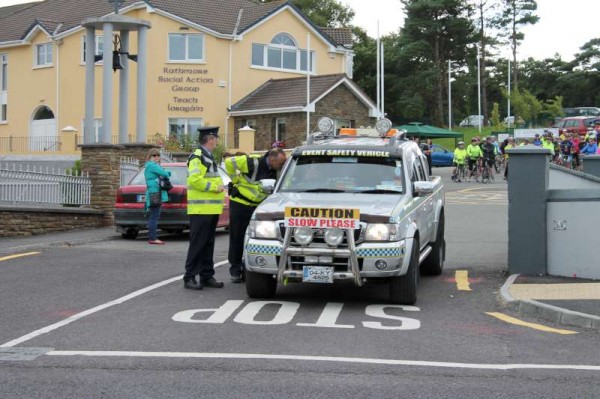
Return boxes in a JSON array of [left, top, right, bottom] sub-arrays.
[[413, 181, 434, 196], [260, 179, 276, 194]]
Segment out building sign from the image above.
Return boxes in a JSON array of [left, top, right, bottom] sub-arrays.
[[158, 67, 214, 113]]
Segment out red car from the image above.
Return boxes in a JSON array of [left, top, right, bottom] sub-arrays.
[[554, 116, 597, 136], [114, 162, 230, 239]]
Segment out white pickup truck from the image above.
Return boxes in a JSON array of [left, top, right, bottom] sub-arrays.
[[243, 119, 445, 304]]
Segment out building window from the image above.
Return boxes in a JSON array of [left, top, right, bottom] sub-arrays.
[[81, 35, 104, 63], [275, 118, 286, 144], [168, 34, 204, 62], [168, 118, 203, 143], [1, 53, 7, 91], [1, 105, 6, 122], [252, 33, 315, 73], [35, 43, 53, 67]]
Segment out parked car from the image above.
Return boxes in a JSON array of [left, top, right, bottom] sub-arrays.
[[564, 107, 600, 117], [553, 116, 598, 136], [459, 115, 484, 127], [431, 144, 454, 166], [114, 162, 230, 239]]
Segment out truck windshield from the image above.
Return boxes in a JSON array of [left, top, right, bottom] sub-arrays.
[[279, 156, 404, 194]]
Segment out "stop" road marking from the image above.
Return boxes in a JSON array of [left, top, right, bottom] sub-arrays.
[[172, 300, 421, 330]]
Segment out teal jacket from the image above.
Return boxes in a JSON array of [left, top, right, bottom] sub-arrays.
[[144, 161, 171, 210]]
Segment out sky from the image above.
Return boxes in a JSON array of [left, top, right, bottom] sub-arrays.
[[0, 0, 597, 61]]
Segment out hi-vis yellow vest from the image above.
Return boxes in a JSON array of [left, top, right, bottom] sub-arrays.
[[187, 149, 224, 215], [225, 154, 268, 206]]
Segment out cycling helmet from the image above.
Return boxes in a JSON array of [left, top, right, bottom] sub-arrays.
[[458, 141, 465, 145]]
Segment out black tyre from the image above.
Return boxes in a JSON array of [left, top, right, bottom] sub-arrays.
[[121, 228, 138, 239], [421, 212, 445, 276], [389, 237, 418, 305], [245, 270, 277, 298]]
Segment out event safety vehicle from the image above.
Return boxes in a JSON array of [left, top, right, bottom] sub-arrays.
[[243, 118, 446, 304]]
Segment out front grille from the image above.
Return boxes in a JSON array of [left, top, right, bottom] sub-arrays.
[[276, 256, 364, 272]]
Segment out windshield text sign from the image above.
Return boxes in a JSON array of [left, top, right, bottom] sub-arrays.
[[284, 207, 360, 229]]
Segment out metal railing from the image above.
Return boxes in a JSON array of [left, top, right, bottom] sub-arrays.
[[120, 157, 140, 186], [0, 136, 62, 152], [0, 163, 91, 206]]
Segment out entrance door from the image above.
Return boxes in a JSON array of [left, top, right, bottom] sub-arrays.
[[30, 106, 56, 151]]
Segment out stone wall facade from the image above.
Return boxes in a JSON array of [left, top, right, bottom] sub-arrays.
[[234, 83, 375, 151], [0, 206, 105, 237]]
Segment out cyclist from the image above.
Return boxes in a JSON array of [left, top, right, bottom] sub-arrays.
[[481, 136, 496, 180], [580, 137, 598, 156], [532, 134, 542, 146], [558, 134, 574, 168], [466, 138, 483, 182], [504, 137, 515, 180], [452, 141, 467, 182], [541, 131, 555, 158]]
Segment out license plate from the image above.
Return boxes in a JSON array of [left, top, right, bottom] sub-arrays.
[[302, 266, 334, 284], [137, 194, 146, 203]]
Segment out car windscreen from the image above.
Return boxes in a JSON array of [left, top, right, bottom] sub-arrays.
[[128, 165, 188, 185], [278, 156, 404, 194]]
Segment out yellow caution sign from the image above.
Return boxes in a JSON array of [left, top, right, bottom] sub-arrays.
[[284, 207, 360, 229]]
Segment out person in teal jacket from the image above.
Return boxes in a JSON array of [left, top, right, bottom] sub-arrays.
[[144, 148, 171, 245]]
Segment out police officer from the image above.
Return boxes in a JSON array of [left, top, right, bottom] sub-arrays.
[[183, 126, 226, 290], [225, 148, 287, 283]]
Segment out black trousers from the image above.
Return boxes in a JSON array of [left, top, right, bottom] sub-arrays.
[[228, 200, 257, 276], [184, 214, 219, 281]]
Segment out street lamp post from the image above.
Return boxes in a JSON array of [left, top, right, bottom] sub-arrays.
[[507, 58, 511, 129], [448, 60, 452, 130], [476, 44, 482, 134]]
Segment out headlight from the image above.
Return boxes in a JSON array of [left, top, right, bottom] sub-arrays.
[[249, 221, 278, 239], [365, 224, 398, 241], [324, 228, 344, 246], [294, 227, 314, 245]]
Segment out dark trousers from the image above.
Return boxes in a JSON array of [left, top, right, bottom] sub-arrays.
[[228, 200, 256, 276], [184, 214, 219, 281]]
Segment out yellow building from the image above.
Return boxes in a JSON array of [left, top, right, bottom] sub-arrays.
[[0, 0, 377, 156]]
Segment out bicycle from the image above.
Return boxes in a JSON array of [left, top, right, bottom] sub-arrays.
[[451, 163, 467, 182], [494, 154, 504, 174], [481, 162, 494, 184], [556, 153, 574, 169]]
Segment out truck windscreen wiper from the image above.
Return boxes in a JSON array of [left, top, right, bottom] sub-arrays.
[[357, 189, 403, 194], [302, 188, 346, 193]]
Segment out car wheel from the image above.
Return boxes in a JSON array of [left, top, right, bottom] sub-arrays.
[[121, 228, 139, 239], [245, 270, 277, 298], [389, 237, 418, 305], [421, 212, 445, 276]]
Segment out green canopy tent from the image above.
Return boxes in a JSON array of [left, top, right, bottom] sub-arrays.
[[396, 122, 463, 139]]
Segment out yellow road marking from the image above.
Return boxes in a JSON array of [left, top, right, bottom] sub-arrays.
[[0, 252, 41, 262], [486, 312, 578, 335], [455, 270, 471, 291]]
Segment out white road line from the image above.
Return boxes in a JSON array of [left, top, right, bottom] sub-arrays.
[[0, 260, 229, 348], [45, 350, 600, 371]]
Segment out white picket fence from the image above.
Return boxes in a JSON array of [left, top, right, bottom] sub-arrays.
[[120, 157, 140, 186], [0, 163, 91, 206]]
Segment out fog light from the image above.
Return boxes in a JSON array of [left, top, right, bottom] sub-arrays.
[[375, 259, 388, 270], [324, 228, 344, 247], [294, 227, 314, 245], [255, 256, 267, 266]]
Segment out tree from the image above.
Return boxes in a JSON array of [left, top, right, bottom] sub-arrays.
[[496, 0, 539, 89], [574, 38, 600, 72], [258, 0, 355, 27], [398, 0, 475, 126]]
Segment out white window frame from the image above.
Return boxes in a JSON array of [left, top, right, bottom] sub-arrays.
[[0, 53, 7, 91], [275, 117, 287, 142], [34, 42, 53, 67], [168, 33, 205, 63], [167, 117, 204, 140], [251, 32, 316, 74], [1, 53, 7, 122], [81, 35, 104, 64]]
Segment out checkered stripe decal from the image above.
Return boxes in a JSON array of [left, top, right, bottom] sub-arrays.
[[247, 244, 282, 256], [356, 247, 404, 258]]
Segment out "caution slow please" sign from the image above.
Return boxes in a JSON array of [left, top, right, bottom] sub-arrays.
[[284, 207, 360, 229]]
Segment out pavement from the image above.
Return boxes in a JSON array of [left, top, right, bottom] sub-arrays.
[[1, 227, 599, 330]]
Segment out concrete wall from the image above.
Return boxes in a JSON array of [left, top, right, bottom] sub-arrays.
[[548, 166, 600, 190]]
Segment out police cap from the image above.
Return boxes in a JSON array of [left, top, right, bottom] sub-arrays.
[[198, 126, 220, 139]]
